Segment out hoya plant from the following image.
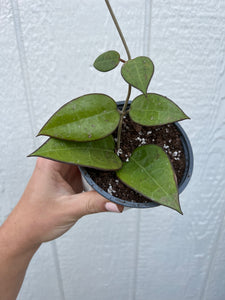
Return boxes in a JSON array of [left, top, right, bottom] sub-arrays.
[[29, 0, 189, 214]]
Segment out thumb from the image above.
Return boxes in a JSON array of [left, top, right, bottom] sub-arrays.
[[68, 190, 123, 218]]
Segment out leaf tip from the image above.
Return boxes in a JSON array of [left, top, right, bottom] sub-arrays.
[[36, 130, 43, 137], [173, 195, 183, 215], [27, 152, 36, 158], [176, 206, 183, 215]]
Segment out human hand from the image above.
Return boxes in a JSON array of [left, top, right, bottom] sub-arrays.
[[0, 158, 123, 300], [2, 158, 123, 251]]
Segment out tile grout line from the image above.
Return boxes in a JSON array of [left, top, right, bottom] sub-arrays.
[[10, 1, 66, 299], [143, 0, 153, 57], [52, 241, 66, 300], [132, 210, 141, 300], [10, 0, 36, 145]]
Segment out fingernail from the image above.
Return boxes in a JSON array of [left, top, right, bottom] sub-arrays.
[[105, 202, 122, 213]]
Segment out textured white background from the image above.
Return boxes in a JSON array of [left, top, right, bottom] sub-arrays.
[[1, 0, 225, 299]]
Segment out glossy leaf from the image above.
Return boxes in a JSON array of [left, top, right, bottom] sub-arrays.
[[29, 135, 122, 171], [116, 145, 182, 214], [130, 93, 189, 126], [121, 56, 154, 95], [94, 50, 120, 72], [38, 94, 120, 142]]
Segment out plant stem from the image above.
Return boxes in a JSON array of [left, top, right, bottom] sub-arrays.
[[116, 84, 131, 149], [105, 0, 131, 60], [105, 0, 132, 150]]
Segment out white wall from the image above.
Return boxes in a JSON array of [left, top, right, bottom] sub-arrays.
[[1, 0, 225, 299]]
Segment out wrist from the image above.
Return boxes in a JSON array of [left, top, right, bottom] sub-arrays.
[[0, 220, 40, 300], [0, 217, 41, 260]]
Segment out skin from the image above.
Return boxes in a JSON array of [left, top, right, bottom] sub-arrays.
[[0, 158, 123, 300]]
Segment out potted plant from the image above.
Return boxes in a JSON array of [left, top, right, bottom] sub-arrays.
[[29, 0, 193, 214]]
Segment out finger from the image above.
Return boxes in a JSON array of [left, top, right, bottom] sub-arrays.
[[36, 158, 83, 193], [67, 190, 123, 218]]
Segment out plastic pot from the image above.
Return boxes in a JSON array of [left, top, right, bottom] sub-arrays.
[[79, 101, 194, 209]]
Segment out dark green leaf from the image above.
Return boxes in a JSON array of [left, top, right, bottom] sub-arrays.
[[94, 50, 120, 72], [121, 56, 154, 95], [29, 135, 122, 171], [38, 94, 120, 142], [116, 145, 182, 214], [130, 93, 189, 126]]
